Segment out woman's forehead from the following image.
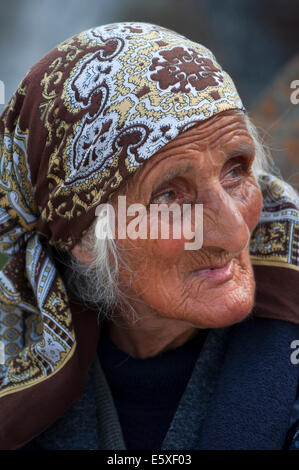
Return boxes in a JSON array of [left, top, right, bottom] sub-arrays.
[[128, 112, 254, 185]]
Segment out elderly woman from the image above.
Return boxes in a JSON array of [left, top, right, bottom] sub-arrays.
[[0, 22, 298, 450]]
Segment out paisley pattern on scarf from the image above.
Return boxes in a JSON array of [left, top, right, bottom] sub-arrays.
[[37, 23, 242, 245], [0, 23, 243, 399], [250, 173, 299, 271], [0, 125, 75, 396]]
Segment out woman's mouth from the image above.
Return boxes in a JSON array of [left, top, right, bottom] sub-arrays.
[[191, 260, 234, 283]]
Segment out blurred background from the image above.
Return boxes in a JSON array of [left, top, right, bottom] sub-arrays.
[[0, 0, 298, 184]]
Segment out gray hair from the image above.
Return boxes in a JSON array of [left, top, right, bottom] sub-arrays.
[[63, 209, 139, 321], [64, 112, 275, 320]]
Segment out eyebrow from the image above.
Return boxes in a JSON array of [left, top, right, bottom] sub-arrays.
[[222, 142, 255, 160], [151, 163, 195, 193], [151, 142, 255, 193]]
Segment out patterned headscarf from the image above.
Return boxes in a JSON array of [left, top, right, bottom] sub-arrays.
[[0, 22, 297, 448]]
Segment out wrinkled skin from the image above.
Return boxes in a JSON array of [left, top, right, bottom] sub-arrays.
[[72, 111, 263, 357]]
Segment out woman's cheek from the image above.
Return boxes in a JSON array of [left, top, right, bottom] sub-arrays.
[[239, 180, 263, 233], [145, 213, 192, 260], [154, 237, 187, 260]]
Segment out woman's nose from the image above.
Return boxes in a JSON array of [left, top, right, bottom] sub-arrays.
[[201, 187, 250, 254]]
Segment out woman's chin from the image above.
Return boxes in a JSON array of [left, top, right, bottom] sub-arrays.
[[210, 301, 254, 328], [182, 282, 256, 329], [190, 265, 256, 328]]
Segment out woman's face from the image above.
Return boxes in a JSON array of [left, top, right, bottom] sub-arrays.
[[109, 111, 263, 328], [101, 112, 263, 328]]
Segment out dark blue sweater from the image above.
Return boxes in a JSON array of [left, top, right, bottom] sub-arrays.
[[19, 318, 299, 450], [97, 328, 208, 450]]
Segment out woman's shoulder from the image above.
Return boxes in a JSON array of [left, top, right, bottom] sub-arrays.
[[250, 172, 299, 324]]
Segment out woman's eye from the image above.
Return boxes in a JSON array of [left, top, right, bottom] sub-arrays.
[[150, 190, 177, 204], [228, 164, 244, 178], [224, 163, 247, 181]]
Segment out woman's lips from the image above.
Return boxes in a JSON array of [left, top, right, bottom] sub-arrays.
[[191, 260, 234, 283]]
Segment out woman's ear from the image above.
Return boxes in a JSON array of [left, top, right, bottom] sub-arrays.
[[71, 242, 94, 266]]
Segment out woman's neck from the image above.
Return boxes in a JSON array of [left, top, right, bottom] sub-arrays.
[[104, 310, 199, 358]]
